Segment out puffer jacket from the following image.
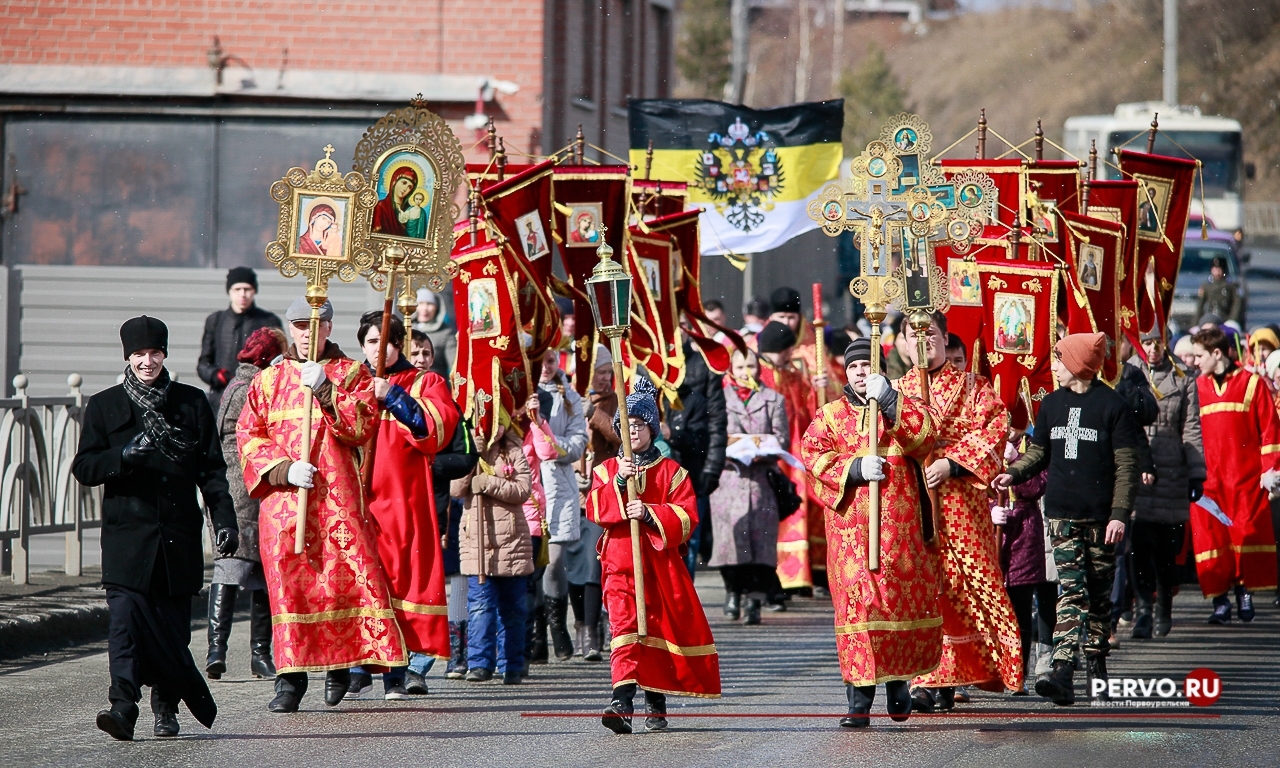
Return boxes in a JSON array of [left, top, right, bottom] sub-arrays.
[[537, 373, 588, 542], [1132, 354, 1206, 524], [452, 430, 534, 578], [667, 338, 728, 494]]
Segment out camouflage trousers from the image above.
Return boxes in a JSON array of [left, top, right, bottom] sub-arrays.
[[1047, 519, 1116, 664]]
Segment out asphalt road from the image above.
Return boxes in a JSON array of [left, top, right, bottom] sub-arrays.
[[0, 574, 1275, 768]]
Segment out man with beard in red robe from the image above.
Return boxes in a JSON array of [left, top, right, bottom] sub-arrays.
[[345, 311, 459, 700]]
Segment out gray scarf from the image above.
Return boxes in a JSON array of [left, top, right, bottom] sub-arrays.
[[123, 366, 198, 463]]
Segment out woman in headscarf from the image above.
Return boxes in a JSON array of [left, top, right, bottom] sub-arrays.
[[206, 326, 288, 682], [707, 348, 788, 626]]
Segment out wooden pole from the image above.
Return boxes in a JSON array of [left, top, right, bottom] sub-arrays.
[[496, 137, 507, 182], [1146, 113, 1159, 153], [863, 302, 886, 572], [610, 333, 647, 636], [644, 140, 654, 180], [811, 282, 827, 408], [977, 109, 987, 160], [1083, 139, 1098, 211], [360, 267, 399, 492], [908, 310, 941, 543], [1034, 119, 1044, 161], [294, 290, 326, 555]]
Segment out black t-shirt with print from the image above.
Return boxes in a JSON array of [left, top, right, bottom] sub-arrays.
[[1030, 380, 1142, 521]]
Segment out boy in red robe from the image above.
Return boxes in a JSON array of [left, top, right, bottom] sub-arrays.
[[350, 311, 459, 699], [1190, 326, 1280, 623], [802, 338, 942, 727], [587, 378, 720, 734]]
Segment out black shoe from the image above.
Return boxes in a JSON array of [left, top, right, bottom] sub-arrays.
[[644, 691, 668, 731], [1208, 596, 1232, 624], [248, 589, 276, 678], [909, 686, 936, 713], [530, 611, 550, 665], [1237, 588, 1256, 622], [1035, 660, 1075, 706], [602, 697, 634, 734], [742, 598, 762, 626], [325, 670, 350, 707], [384, 679, 409, 701], [934, 687, 955, 711], [1086, 656, 1109, 701], [1131, 605, 1154, 639], [153, 712, 179, 738], [503, 671, 522, 685], [269, 674, 305, 713], [465, 667, 493, 682], [547, 597, 574, 660], [405, 671, 429, 695], [841, 684, 874, 728], [205, 583, 237, 679], [885, 680, 911, 722], [345, 669, 373, 699], [583, 624, 603, 662], [1154, 594, 1173, 637], [95, 704, 137, 741], [724, 591, 741, 620]]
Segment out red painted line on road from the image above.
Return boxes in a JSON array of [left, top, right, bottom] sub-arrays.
[[521, 711, 1220, 719]]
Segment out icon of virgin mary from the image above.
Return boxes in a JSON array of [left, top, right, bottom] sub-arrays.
[[372, 166, 419, 238]]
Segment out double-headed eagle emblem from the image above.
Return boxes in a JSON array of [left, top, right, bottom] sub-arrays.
[[695, 117, 785, 232]]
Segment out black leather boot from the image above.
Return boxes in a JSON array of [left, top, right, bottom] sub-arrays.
[[603, 683, 637, 734], [644, 690, 668, 731], [885, 680, 912, 722], [529, 609, 549, 664], [95, 701, 138, 741], [724, 591, 741, 620], [1154, 590, 1173, 637], [547, 597, 574, 661], [1086, 655, 1109, 701], [324, 670, 350, 707], [248, 589, 276, 678], [1035, 660, 1076, 706], [1131, 592, 1154, 639], [841, 684, 874, 728], [742, 598, 762, 626], [152, 689, 180, 738], [269, 673, 306, 713], [205, 583, 237, 679]]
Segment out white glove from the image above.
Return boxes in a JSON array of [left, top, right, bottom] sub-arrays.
[[991, 505, 1008, 525], [300, 361, 326, 391], [288, 461, 317, 489], [865, 373, 894, 404], [860, 455, 886, 482]]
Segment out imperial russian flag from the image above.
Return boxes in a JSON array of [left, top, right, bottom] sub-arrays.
[[628, 99, 844, 256]]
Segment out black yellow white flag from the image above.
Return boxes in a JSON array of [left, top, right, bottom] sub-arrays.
[[628, 99, 843, 257]]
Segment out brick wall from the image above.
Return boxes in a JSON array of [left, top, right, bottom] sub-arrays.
[[2, 0, 545, 159]]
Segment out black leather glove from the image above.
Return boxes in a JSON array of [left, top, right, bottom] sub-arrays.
[[121, 433, 156, 465], [698, 471, 720, 497], [215, 528, 239, 557], [1189, 479, 1204, 502]]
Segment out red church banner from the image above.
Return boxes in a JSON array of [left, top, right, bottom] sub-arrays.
[[978, 260, 1060, 430], [1061, 211, 1127, 384], [1088, 179, 1155, 353]]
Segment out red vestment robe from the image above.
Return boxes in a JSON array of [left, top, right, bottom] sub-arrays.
[[587, 457, 721, 697], [365, 363, 459, 658], [802, 392, 944, 686], [897, 364, 1022, 692], [758, 356, 819, 589], [238, 349, 407, 673], [1194, 368, 1280, 596]]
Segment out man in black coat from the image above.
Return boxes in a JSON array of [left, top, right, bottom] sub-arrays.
[[667, 335, 728, 572], [198, 266, 283, 408], [72, 316, 238, 741]]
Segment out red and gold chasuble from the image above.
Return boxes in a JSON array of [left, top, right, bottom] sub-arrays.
[[897, 364, 1022, 692], [587, 457, 721, 697], [802, 393, 943, 686], [365, 364, 460, 658], [1194, 369, 1280, 596], [238, 352, 407, 673], [758, 356, 819, 589]]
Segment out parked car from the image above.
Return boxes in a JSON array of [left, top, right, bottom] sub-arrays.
[[1168, 226, 1248, 332]]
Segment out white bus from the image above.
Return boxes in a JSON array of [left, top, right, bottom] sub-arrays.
[[1063, 102, 1249, 238]]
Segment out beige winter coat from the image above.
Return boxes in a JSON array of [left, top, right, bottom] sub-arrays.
[[452, 431, 535, 578]]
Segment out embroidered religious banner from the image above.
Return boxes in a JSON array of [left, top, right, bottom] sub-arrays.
[[626, 227, 686, 395], [936, 226, 1032, 374], [979, 260, 1060, 429], [1023, 160, 1082, 262], [451, 236, 531, 447], [467, 162, 535, 192], [628, 99, 844, 256], [1088, 179, 1154, 353], [480, 160, 561, 365], [645, 208, 744, 374], [939, 159, 1024, 231], [552, 165, 630, 393], [1117, 149, 1198, 339], [632, 178, 689, 220], [1061, 211, 1126, 384]]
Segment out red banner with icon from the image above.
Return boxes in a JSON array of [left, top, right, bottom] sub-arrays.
[[1087, 179, 1155, 354], [1061, 211, 1127, 384], [977, 259, 1060, 430]]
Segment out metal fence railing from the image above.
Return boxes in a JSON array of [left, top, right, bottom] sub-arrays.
[[0, 374, 101, 585]]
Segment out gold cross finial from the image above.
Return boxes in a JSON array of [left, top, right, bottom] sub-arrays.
[[323, 144, 335, 159]]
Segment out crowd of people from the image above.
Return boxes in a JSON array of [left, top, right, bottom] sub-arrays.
[[72, 267, 1280, 740]]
